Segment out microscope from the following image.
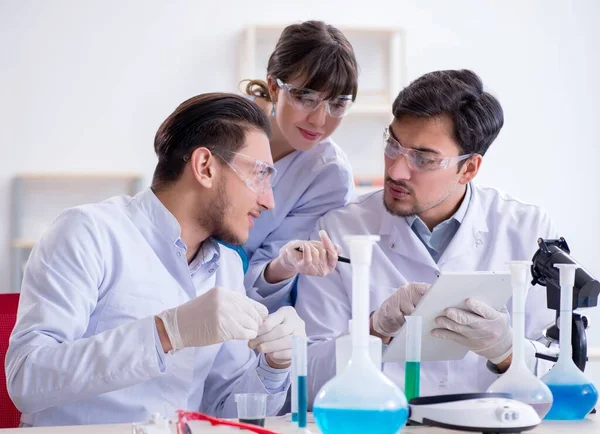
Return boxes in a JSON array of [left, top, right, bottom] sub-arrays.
[[531, 237, 600, 371]]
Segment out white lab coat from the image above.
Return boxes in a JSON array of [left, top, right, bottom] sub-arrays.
[[5, 190, 289, 426], [243, 137, 355, 311], [294, 184, 557, 406]]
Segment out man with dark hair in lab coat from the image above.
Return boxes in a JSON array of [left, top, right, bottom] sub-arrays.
[[294, 70, 557, 405], [6, 94, 305, 426]]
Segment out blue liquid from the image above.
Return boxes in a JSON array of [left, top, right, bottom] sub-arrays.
[[291, 412, 298, 422], [298, 376, 307, 427], [314, 407, 408, 434], [544, 383, 598, 420]]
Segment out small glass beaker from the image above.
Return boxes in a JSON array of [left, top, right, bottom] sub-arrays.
[[235, 393, 268, 427]]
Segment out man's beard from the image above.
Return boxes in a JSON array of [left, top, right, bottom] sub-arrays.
[[383, 178, 420, 217], [197, 181, 243, 245], [383, 177, 458, 219], [383, 195, 418, 217]]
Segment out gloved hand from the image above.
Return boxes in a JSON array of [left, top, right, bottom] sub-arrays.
[[278, 230, 340, 277], [431, 298, 513, 365], [248, 306, 306, 367], [372, 282, 431, 337], [157, 287, 268, 352]]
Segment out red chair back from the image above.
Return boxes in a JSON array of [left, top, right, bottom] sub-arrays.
[[0, 293, 22, 428]]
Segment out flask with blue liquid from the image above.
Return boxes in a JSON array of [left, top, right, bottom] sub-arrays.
[[313, 235, 408, 434], [487, 261, 554, 418], [541, 263, 598, 420]]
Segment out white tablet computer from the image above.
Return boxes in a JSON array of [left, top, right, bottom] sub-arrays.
[[382, 271, 512, 363]]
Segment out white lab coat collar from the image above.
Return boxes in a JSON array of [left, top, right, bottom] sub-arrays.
[[133, 187, 222, 267], [437, 184, 489, 267], [135, 187, 182, 245], [378, 183, 489, 269]]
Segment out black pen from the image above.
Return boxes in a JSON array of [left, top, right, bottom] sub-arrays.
[[294, 246, 351, 264]]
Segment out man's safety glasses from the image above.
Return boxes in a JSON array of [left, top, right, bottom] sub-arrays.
[[383, 127, 472, 172], [215, 152, 277, 195]]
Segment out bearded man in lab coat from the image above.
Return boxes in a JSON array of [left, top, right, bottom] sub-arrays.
[[294, 69, 557, 404], [5, 94, 305, 426]]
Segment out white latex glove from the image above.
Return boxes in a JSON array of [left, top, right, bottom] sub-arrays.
[[372, 282, 431, 337], [157, 287, 268, 352], [248, 306, 306, 366], [278, 230, 341, 277], [431, 298, 513, 365]]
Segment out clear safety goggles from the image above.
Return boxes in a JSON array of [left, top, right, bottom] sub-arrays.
[[215, 152, 277, 195], [383, 127, 472, 172], [276, 78, 354, 118]]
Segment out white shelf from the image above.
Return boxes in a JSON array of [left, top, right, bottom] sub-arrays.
[[589, 347, 600, 362], [10, 172, 144, 292], [246, 24, 403, 35], [12, 240, 36, 249], [240, 24, 406, 107], [15, 172, 142, 180]]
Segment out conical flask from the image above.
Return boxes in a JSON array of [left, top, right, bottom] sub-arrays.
[[313, 235, 408, 434], [487, 261, 553, 418], [541, 263, 598, 420]]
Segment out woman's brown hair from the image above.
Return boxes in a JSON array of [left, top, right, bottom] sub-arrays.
[[244, 21, 359, 102]]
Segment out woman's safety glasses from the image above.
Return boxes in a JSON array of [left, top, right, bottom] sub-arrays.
[[276, 78, 354, 118]]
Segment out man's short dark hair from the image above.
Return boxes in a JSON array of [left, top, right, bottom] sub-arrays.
[[152, 93, 271, 189], [392, 69, 504, 156]]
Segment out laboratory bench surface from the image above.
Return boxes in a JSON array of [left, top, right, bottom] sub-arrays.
[[0, 414, 596, 433]]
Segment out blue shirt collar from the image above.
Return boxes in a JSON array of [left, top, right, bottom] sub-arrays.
[[188, 238, 220, 271]]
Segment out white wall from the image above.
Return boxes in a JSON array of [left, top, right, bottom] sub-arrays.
[[1, 0, 600, 380]]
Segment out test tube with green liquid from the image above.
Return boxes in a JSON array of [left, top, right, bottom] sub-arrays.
[[404, 315, 422, 401]]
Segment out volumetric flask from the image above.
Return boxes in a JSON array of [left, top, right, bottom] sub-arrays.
[[541, 263, 598, 420], [487, 261, 553, 418], [313, 236, 408, 434]]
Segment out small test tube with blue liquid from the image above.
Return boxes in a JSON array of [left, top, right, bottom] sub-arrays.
[[404, 315, 422, 401], [291, 337, 298, 422], [292, 335, 310, 433]]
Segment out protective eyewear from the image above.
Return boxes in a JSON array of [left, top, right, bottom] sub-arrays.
[[276, 78, 353, 118], [383, 127, 472, 172], [215, 152, 277, 195]]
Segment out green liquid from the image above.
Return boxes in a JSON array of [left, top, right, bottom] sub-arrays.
[[404, 361, 420, 401]]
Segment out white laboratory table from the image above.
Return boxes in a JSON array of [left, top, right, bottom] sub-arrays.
[[0, 414, 596, 434]]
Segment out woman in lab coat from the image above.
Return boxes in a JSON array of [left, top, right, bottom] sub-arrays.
[[240, 21, 358, 311]]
